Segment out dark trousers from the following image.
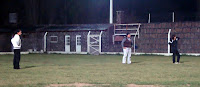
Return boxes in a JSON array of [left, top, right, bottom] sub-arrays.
[[172, 50, 180, 63], [13, 49, 20, 69]]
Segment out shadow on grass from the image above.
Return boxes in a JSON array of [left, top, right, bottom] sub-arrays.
[[179, 61, 189, 63], [131, 61, 142, 63], [21, 66, 37, 69]]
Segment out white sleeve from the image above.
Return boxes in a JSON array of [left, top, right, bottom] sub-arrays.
[[169, 40, 173, 43]]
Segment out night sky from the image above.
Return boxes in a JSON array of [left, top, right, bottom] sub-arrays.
[[0, 0, 199, 26]]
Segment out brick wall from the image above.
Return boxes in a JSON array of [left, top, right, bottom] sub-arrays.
[[0, 33, 12, 52], [46, 31, 88, 52], [19, 22, 200, 53], [136, 22, 200, 53], [21, 32, 44, 52], [101, 22, 200, 53]]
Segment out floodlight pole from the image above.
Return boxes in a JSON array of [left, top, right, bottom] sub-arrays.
[[110, 0, 113, 24]]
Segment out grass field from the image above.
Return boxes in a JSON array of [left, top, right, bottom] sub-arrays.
[[0, 54, 200, 87]]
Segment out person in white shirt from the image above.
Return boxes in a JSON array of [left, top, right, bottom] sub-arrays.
[[11, 29, 22, 69]]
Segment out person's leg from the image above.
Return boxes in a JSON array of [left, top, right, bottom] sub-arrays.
[[127, 48, 132, 64], [13, 49, 17, 69], [172, 51, 176, 63], [18, 49, 21, 68], [16, 49, 20, 69], [176, 50, 180, 63], [122, 48, 128, 64]]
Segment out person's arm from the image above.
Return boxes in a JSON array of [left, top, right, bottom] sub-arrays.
[[176, 37, 180, 40], [168, 38, 173, 45], [11, 35, 20, 48], [131, 38, 134, 48], [121, 38, 126, 49]]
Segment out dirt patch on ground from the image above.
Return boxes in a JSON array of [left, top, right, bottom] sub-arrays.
[[46, 83, 162, 87], [127, 84, 162, 87], [46, 83, 110, 87]]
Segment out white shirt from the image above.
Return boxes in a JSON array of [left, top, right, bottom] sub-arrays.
[[11, 34, 21, 49]]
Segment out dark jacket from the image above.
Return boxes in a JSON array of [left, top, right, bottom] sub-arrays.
[[121, 37, 133, 48], [169, 37, 180, 52]]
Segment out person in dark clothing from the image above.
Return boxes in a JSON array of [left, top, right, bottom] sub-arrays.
[[169, 35, 180, 64]]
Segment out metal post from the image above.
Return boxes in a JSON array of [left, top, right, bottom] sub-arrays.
[[138, 24, 141, 38], [87, 31, 91, 53], [168, 29, 171, 55], [99, 31, 103, 54], [113, 24, 116, 44], [148, 13, 151, 23], [44, 32, 48, 52], [110, 0, 113, 24], [172, 12, 175, 22], [134, 36, 136, 53]]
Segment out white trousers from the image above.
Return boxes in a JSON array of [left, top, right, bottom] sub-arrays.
[[122, 48, 132, 64]]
